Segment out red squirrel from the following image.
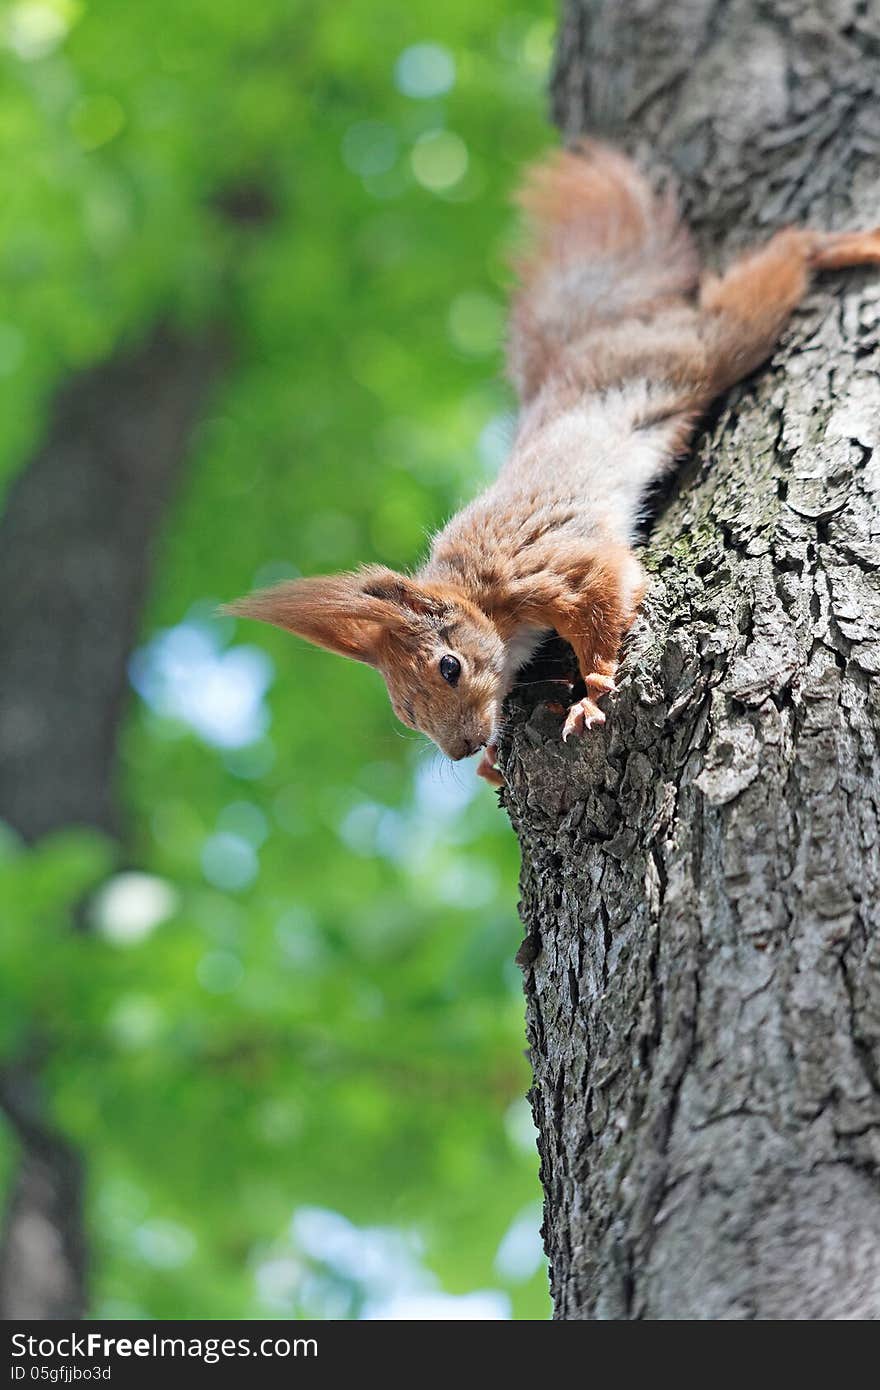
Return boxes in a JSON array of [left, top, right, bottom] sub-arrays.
[[228, 143, 880, 786]]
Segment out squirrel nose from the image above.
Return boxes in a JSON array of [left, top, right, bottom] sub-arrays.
[[452, 738, 482, 760]]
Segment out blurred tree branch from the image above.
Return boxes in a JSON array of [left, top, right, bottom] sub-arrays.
[[0, 330, 224, 1318]]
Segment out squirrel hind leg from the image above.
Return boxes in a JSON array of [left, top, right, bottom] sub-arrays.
[[808, 227, 880, 271], [700, 223, 880, 398], [699, 229, 815, 396]]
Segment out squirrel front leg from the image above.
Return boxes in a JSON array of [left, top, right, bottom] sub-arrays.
[[533, 553, 644, 742], [476, 745, 503, 786], [557, 646, 618, 742]]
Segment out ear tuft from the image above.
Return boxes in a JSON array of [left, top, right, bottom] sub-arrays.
[[361, 570, 443, 618], [223, 568, 428, 666]]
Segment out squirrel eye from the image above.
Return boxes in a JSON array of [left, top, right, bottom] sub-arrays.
[[439, 654, 461, 686]]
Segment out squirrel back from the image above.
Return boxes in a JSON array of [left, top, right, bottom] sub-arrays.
[[508, 144, 700, 401]]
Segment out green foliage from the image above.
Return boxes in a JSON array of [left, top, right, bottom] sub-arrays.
[[1, 0, 555, 1318]]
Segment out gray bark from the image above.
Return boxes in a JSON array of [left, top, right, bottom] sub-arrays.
[[502, 0, 880, 1319], [0, 330, 223, 1319]]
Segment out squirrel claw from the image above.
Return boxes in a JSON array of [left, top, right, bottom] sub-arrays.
[[476, 744, 503, 786], [562, 697, 606, 741]]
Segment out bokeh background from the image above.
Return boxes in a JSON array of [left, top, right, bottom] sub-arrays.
[[1, 0, 556, 1319]]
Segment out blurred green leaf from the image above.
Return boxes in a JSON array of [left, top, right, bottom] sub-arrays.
[[1, 0, 554, 1320]]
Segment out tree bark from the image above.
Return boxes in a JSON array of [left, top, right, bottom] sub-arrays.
[[503, 0, 880, 1319], [0, 330, 223, 1319]]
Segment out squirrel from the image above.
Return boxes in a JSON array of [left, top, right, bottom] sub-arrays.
[[227, 142, 880, 786]]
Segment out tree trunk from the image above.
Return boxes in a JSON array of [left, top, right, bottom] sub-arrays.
[[0, 330, 223, 1319], [503, 0, 880, 1319]]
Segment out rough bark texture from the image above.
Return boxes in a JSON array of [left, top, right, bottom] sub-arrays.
[[502, 0, 880, 1319], [0, 330, 223, 1319]]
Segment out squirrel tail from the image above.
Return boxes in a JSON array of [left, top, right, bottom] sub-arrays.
[[508, 142, 700, 400]]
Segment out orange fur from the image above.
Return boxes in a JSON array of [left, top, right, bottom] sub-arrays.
[[228, 143, 880, 783], [226, 568, 508, 762], [509, 143, 700, 400]]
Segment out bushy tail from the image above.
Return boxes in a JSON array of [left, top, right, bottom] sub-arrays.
[[508, 142, 700, 400]]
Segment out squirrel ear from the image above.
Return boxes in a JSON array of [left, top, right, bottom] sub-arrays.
[[223, 568, 432, 666], [359, 569, 444, 618]]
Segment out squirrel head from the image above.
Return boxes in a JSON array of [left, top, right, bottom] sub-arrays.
[[226, 566, 507, 761]]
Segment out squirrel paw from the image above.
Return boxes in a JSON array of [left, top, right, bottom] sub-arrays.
[[476, 744, 503, 786], [562, 697, 606, 741], [584, 671, 616, 697]]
